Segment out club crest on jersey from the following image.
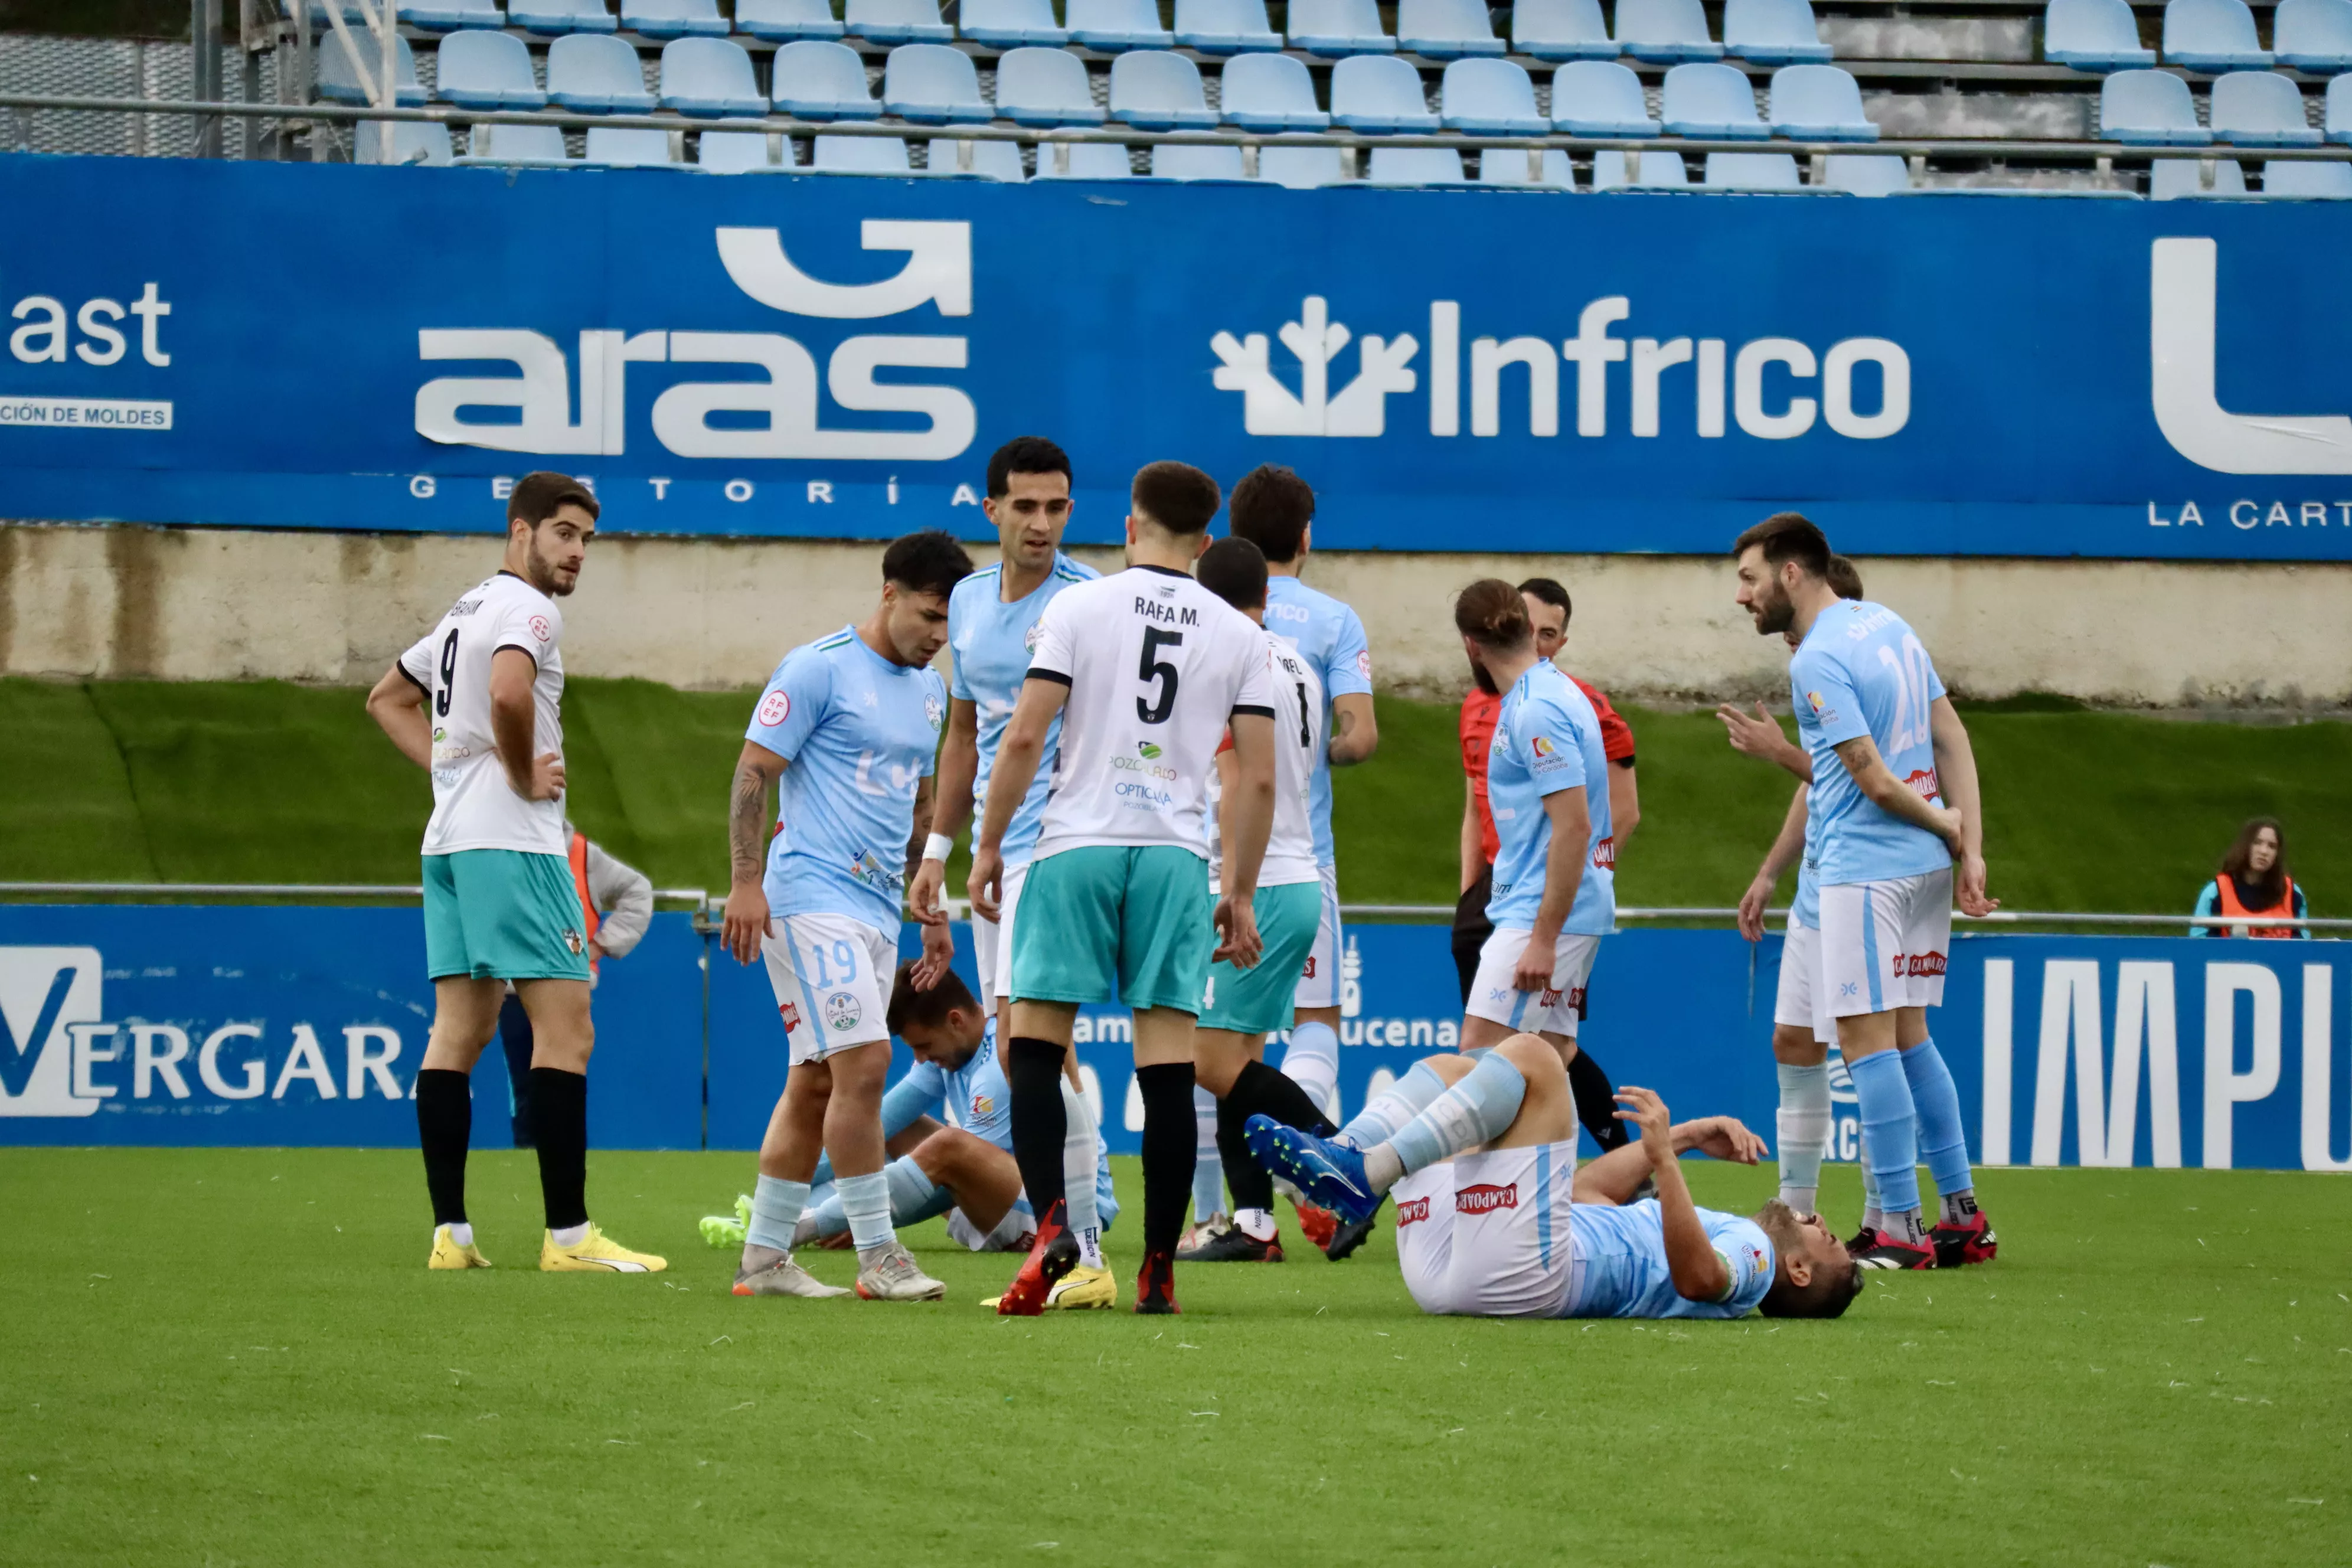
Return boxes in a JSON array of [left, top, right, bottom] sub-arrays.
[[778, 1001, 802, 1033], [1023, 623, 1041, 652], [824, 992, 861, 1032], [1396, 1196, 1430, 1226], [1456, 1182, 1518, 1216], [561, 927, 584, 955], [757, 689, 790, 727], [925, 694, 944, 731]]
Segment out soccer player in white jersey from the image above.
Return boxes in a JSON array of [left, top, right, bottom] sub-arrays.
[[971, 461, 1279, 1315], [720, 531, 972, 1303], [1249, 1042, 1861, 1322], [1734, 513, 2000, 1271], [364, 471, 664, 1275]]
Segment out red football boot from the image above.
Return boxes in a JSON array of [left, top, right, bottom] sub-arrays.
[[1135, 1248, 1181, 1315], [995, 1200, 1079, 1317]]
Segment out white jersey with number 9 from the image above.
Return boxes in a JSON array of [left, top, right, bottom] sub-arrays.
[[397, 570, 569, 857]]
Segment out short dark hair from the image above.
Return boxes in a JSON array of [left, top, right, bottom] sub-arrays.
[[1227, 465, 1315, 564], [1825, 554, 1864, 601], [509, 471, 599, 529], [1517, 577, 1570, 625], [1761, 1257, 1865, 1320], [882, 530, 974, 600], [1454, 579, 1531, 651], [1131, 460, 1222, 536], [1198, 535, 1269, 612], [884, 961, 979, 1036], [1732, 512, 1831, 579], [986, 436, 1072, 499]]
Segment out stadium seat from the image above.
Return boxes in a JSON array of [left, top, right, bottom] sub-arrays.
[[1479, 146, 1576, 185], [957, 0, 1069, 46], [1175, 0, 1284, 53], [659, 37, 767, 115], [1824, 151, 1910, 191], [847, 0, 955, 43], [1661, 61, 1770, 137], [1067, 0, 1177, 51], [355, 118, 456, 162], [1397, 0, 1508, 56], [1257, 143, 1351, 184], [547, 32, 658, 110], [1329, 54, 1441, 130], [929, 135, 1027, 177], [1551, 60, 1661, 133], [1769, 64, 1879, 139], [1724, 0, 1833, 63], [1366, 146, 1467, 182], [881, 44, 993, 122], [2274, 0, 2352, 70], [697, 128, 785, 167], [2208, 71, 2322, 142], [2099, 68, 2215, 141], [508, 0, 619, 32], [586, 125, 682, 163], [770, 40, 883, 117], [1511, 0, 1617, 60], [2043, 0, 2157, 70], [1151, 142, 1249, 178], [814, 131, 917, 169], [2149, 154, 2248, 192], [1109, 51, 1220, 128], [1219, 53, 1331, 130], [1034, 141, 1138, 176], [736, 0, 848, 39], [2162, 0, 2273, 69], [2263, 155, 2352, 190], [622, 0, 729, 37], [1440, 59, 1548, 133], [315, 28, 427, 106], [433, 30, 547, 109], [399, 1, 506, 30], [1285, 0, 1395, 54], [1704, 149, 1805, 186], [2333, 73, 2352, 138], [1593, 146, 1690, 184], [1613, 0, 1726, 61], [461, 120, 573, 161], [994, 47, 1106, 125]]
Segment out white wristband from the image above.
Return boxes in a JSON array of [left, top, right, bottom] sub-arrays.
[[922, 833, 955, 864]]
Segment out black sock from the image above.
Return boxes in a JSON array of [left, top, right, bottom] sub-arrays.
[[528, 1066, 589, 1231], [1007, 1038, 1069, 1220], [1216, 1095, 1275, 1216], [414, 1068, 472, 1226], [1135, 1061, 1198, 1255], [1229, 1058, 1340, 1138], [1566, 1047, 1629, 1151]]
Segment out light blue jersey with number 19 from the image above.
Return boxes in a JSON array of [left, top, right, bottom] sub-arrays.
[[1788, 599, 1949, 888]]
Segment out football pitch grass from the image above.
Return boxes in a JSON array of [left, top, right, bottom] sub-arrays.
[[5, 1151, 2348, 1567]]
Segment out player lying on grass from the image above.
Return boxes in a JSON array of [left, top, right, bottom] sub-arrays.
[[1249, 1035, 1863, 1320]]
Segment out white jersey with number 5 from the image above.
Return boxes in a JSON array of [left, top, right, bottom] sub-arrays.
[[397, 570, 568, 857], [1207, 631, 1323, 891], [1024, 564, 1277, 862]]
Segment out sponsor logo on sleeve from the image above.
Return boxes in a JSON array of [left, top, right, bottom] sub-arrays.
[[970, 1092, 995, 1120], [757, 689, 790, 727], [1355, 649, 1372, 682], [1805, 690, 1840, 726], [528, 615, 551, 642], [1456, 1182, 1519, 1216]]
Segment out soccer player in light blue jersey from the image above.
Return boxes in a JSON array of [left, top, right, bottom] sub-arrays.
[[720, 531, 972, 1304], [1734, 514, 2000, 1272]]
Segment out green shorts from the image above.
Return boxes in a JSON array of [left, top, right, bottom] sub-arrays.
[[1009, 845, 1213, 1014], [422, 849, 592, 984], [1199, 880, 1323, 1036]]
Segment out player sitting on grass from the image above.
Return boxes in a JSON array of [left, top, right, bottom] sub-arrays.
[[1249, 1037, 1862, 1321]]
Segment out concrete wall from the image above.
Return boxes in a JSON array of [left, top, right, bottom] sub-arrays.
[[4, 521, 2346, 708]]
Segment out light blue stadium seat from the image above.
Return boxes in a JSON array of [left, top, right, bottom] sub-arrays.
[[1614, 0, 1725, 61], [1258, 143, 1351, 184], [1152, 142, 1249, 178], [2162, 0, 2273, 69], [1511, 0, 1616, 60], [881, 44, 992, 121], [771, 40, 883, 116], [547, 32, 658, 110], [2264, 155, 2352, 190], [2099, 68, 2214, 141], [1440, 58, 1548, 132], [814, 131, 916, 169], [508, 0, 618, 32], [958, 0, 1069, 45], [2150, 154, 2247, 192], [2209, 70, 2321, 142], [736, 0, 848, 38], [1176, 0, 1283, 53], [1034, 141, 1138, 176], [2332, 73, 2352, 137], [1661, 61, 1769, 136], [1551, 59, 1661, 132], [848, 0, 955, 42], [1704, 149, 1805, 186], [355, 118, 456, 162], [2043, 0, 2156, 69], [660, 37, 767, 115], [434, 30, 547, 108], [2275, 0, 2352, 69], [698, 128, 783, 167], [1593, 146, 1690, 185], [316, 28, 427, 105], [1285, 0, 1394, 53], [1220, 53, 1331, 129], [461, 120, 573, 161], [930, 135, 1027, 176], [1479, 146, 1576, 184], [1397, 0, 1507, 56], [1067, 0, 1177, 51], [1109, 51, 1220, 126], [994, 47, 1105, 125], [1724, 0, 1833, 62], [400, 1, 505, 30], [1329, 53, 1440, 129], [1824, 151, 1909, 191], [1367, 146, 1466, 182], [623, 0, 728, 37], [1769, 64, 1877, 138], [587, 125, 682, 162]]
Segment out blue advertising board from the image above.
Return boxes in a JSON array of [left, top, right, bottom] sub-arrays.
[[4, 153, 2352, 558]]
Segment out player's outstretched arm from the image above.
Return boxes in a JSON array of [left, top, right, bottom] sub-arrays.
[[1459, 778, 1484, 896], [365, 664, 433, 770], [1328, 692, 1378, 767], [1928, 697, 1998, 917], [721, 741, 786, 966], [1831, 733, 1961, 850], [1615, 1087, 1732, 1304], [969, 677, 1066, 922], [1739, 785, 1809, 942], [488, 647, 563, 802], [1717, 701, 1812, 783], [1569, 1113, 1766, 1206], [910, 697, 980, 926]]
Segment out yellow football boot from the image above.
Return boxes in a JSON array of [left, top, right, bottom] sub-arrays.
[[539, 1223, 667, 1273], [427, 1224, 491, 1270], [1046, 1265, 1118, 1310]]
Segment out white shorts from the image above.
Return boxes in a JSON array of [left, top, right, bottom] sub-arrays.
[[1772, 920, 1832, 1044], [976, 860, 1032, 1010], [1817, 866, 1952, 1019], [947, 1204, 1034, 1253], [1393, 1143, 1578, 1319], [1292, 863, 1342, 1010], [760, 912, 897, 1066], [1465, 928, 1601, 1039]]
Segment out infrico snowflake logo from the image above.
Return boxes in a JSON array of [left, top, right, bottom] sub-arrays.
[[1210, 296, 1419, 437]]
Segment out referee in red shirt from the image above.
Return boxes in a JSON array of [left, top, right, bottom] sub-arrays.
[[1456, 577, 1641, 1151]]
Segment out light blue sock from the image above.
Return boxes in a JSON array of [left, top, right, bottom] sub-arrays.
[[1900, 1038, 1977, 1219], [1378, 1054, 1528, 1190], [1193, 1085, 1225, 1218], [1281, 1022, 1342, 1122], [746, 1174, 809, 1255], [886, 1154, 955, 1228], [1338, 1060, 1452, 1149], [838, 1170, 894, 1254], [1847, 1049, 1923, 1236]]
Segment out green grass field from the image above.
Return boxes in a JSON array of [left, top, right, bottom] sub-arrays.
[[2, 1152, 2347, 1567]]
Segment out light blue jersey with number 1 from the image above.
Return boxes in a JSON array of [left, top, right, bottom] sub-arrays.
[[1788, 599, 1949, 888], [948, 554, 1098, 867]]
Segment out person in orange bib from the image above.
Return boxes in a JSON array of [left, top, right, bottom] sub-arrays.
[[2193, 817, 2309, 939]]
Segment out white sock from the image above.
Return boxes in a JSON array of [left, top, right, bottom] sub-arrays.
[[1364, 1144, 1405, 1193], [1280, 1022, 1342, 1123], [839, 1170, 894, 1256], [1881, 1206, 1927, 1246], [1060, 1077, 1106, 1269], [1234, 1207, 1277, 1242], [1860, 1129, 1884, 1231], [1775, 1062, 1832, 1218], [443, 1221, 474, 1247], [550, 1221, 589, 1248]]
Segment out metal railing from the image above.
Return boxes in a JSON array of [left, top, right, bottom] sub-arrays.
[[0, 879, 711, 906]]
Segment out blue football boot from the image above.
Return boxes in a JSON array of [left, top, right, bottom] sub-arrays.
[[1244, 1115, 1380, 1226]]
